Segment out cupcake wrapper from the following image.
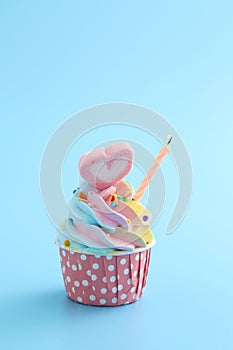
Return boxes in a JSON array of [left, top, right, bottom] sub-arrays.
[[59, 247, 152, 306]]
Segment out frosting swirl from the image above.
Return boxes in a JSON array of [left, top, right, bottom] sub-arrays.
[[57, 180, 154, 253], [56, 142, 155, 254]]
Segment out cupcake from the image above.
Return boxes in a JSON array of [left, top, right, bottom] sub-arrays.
[[56, 141, 155, 306]]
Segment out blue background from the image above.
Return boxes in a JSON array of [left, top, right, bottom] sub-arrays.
[[1, 1, 232, 349]]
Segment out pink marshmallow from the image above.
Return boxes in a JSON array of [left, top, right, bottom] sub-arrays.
[[78, 142, 134, 190]]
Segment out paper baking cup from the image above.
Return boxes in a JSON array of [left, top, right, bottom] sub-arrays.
[[59, 244, 154, 306]]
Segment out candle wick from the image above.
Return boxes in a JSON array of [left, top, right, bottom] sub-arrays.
[[167, 136, 173, 145]]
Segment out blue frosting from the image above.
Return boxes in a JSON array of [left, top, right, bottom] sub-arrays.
[[69, 195, 117, 230]]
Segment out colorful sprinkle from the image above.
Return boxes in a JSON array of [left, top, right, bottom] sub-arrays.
[[77, 197, 88, 203], [64, 239, 70, 247], [142, 215, 148, 221], [117, 195, 127, 202], [73, 187, 80, 194]]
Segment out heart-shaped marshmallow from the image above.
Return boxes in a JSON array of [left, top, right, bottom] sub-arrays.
[[78, 142, 134, 190]]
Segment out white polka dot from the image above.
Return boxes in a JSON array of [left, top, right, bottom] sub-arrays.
[[80, 254, 87, 261], [106, 255, 113, 260], [91, 275, 97, 281], [120, 258, 126, 265], [86, 270, 92, 276], [118, 284, 123, 291], [74, 280, 80, 287], [89, 295, 96, 301], [62, 265, 66, 273], [110, 276, 116, 283], [108, 265, 114, 271], [68, 291, 71, 297], [77, 296, 83, 302], [72, 287, 75, 293], [102, 276, 107, 283], [92, 286, 96, 291], [131, 263, 134, 269], [124, 301, 130, 305], [124, 268, 129, 275], [92, 263, 99, 270], [62, 250, 66, 257], [112, 297, 118, 304], [133, 270, 138, 277], [100, 288, 107, 294], [135, 254, 139, 261], [94, 255, 101, 258], [133, 293, 137, 299], [82, 280, 88, 286], [72, 264, 77, 271], [66, 261, 70, 268], [120, 294, 127, 300], [112, 287, 117, 293], [66, 276, 71, 283], [127, 278, 132, 285], [130, 286, 136, 293], [100, 298, 106, 305], [70, 250, 75, 255]]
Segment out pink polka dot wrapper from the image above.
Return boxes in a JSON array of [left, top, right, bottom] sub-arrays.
[[59, 247, 152, 306]]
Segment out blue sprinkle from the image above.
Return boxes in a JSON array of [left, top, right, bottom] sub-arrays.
[[73, 187, 80, 194], [143, 215, 148, 221]]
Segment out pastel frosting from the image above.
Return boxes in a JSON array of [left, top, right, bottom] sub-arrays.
[[56, 142, 154, 253]]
